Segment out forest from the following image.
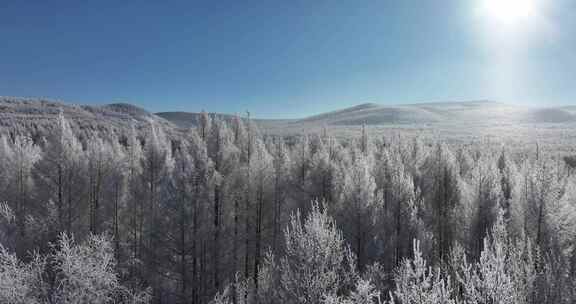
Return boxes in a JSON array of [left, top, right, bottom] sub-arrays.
[[1, 110, 575, 304]]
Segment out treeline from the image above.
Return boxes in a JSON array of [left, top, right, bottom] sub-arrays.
[[0, 111, 575, 303]]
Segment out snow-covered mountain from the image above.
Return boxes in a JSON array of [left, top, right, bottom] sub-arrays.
[[2, 97, 576, 140], [0, 97, 174, 139], [157, 100, 576, 130]]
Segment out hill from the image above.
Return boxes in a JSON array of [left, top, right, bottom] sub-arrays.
[[157, 101, 576, 133], [3, 97, 576, 145], [0, 97, 174, 140]]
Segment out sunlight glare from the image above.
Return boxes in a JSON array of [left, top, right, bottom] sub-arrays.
[[480, 0, 538, 27]]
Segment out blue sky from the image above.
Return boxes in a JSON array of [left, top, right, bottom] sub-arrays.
[[1, 1, 575, 118]]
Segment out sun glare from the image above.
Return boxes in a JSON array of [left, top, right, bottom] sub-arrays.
[[480, 0, 538, 26]]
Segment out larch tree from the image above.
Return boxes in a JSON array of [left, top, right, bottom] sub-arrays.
[[0, 233, 150, 304], [155, 145, 197, 303], [271, 137, 291, 253], [522, 159, 562, 254], [257, 201, 357, 304], [0, 240, 45, 304], [137, 122, 174, 302], [33, 111, 86, 238], [85, 136, 117, 235], [248, 138, 274, 296], [384, 151, 418, 268], [207, 117, 236, 292], [290, 135, 311, 209], [337, 151, 381, 271], [453, 210, 537, 304], [497, 148, 525, 239], [189, 128, 216, 304], [389, 240, 455, 304], [467, 154, 502, 260], [0, 135, 41, 257], [422, 144, 462, 263], [123, 124, 144, 286], [307, 138, 338, 204]]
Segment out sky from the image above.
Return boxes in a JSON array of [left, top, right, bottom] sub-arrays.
[[1, 0, 575, 118]]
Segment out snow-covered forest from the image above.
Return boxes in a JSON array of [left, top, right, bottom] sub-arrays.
[[1, 109, 576, 304]]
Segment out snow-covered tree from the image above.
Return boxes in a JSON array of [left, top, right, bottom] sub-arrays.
[[85, 137, 118, 235], [422, 144, 463, 263], [467, 154, 502, 259], [33, 111, 86, 236], [135, 122, 174, 300], [337, 152, 381, 270], [376, 150, 419, 268], [258, 201, 357, 304], [0, 243, 45, 304], [389, 240, 455, 304], [0, 135, 41, 256], [1, 232, 150, 304], [453, 210, 537, 304]]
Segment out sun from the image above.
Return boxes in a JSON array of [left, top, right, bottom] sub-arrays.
[[479, 0, 538, 26]]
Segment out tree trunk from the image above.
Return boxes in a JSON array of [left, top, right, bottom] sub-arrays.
[[232, 197, 239, 304], [253, 181, 263, 297], [214, 184, 220, 291]]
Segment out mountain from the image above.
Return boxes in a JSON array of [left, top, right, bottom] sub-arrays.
[[155, 112, 239, 129], [0, 97, 174, 139], [3, 97, 576, 141], [157, 100, 576, 132], [297, 102, 441, 125]]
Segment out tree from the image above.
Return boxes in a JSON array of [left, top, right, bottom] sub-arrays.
[[389, 240, 455, 304], [422, 144, 462, 263], [188, 128, 215, 303], [0, 135, 41, 256], [271, 138, 291, 253], [322, 279, 381, 304], [33, 111, 86, 237], [154, 145, 197, 303], [453, 210, 537, 304], [468, 154, 501, 259], [497, 148, 524, 239], [0, 242, 45, 304], [291, 135, 311, 207], [307, 139, 338, 204], [258, 201, 357, 304], [523, 159, 561, 251], [207, 117, 236, 292], [379, 150, 418, 268], [137, 122, 174, 301], [86, 137, 117, 235], [337, 152, 381, 271], [248, 138, 273, 295], [123, 124, 144, 287], [0, 233, 150, 304]]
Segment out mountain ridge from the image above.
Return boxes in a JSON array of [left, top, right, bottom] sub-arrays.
[[156, 100, 576, 129], [2, 97, 576, 138]]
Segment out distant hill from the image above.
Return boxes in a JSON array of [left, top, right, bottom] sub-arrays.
[[297, 102, 441, 125], [155, 112, 239, 129], [157, 100, 576, 132], [0, 97, 174, 140], [3, 97, 576, 141]]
